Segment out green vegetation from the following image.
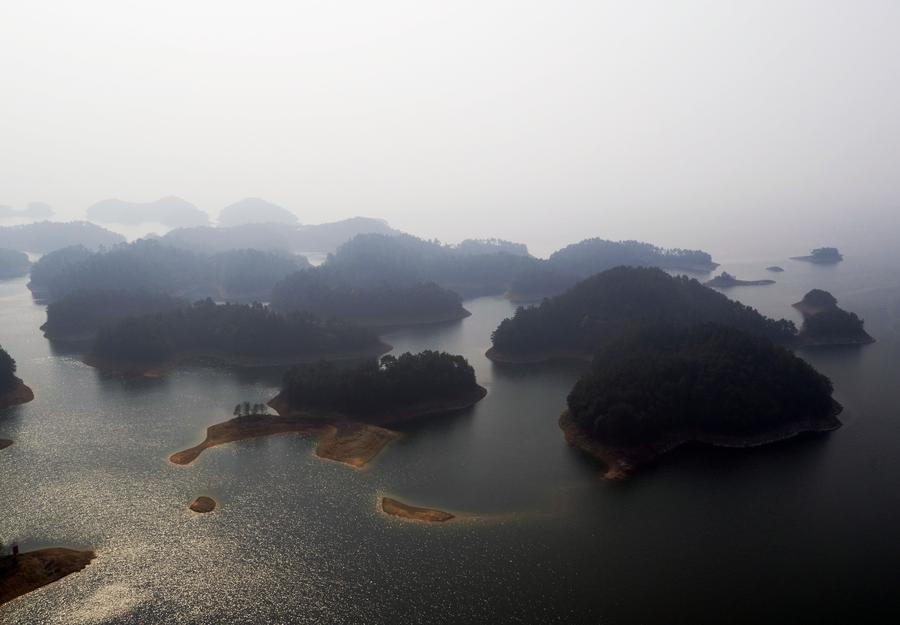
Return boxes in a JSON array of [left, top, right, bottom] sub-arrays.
[[0, 248, 30, 279], [566, 323, 837, 447], [271, 269, 466, 325], [491, 267, 796, 358], [41, 290, 188, 340], [0, 346, 18, 394], [90, 300, 381, 364], [29, 240, 309, 302], [0, 221, 124, 253], [798, 289, 837, 309], [794, 290, 873, 344], [278, 351, 480, 417]]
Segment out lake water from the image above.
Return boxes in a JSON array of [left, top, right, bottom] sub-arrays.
[[2, 254, 899, 624]]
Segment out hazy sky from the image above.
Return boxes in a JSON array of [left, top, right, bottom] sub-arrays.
[[2, 1, 899, 258]]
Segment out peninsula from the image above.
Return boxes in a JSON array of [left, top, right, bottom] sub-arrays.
[[380, 497, 455, 523], [488, 266, 797, 364], [704, 272, 775, 288], [560, 323, 842, 478], [0, 347, 34, 410], [793, 289, 874, 346], [0, 548, 96, 606]]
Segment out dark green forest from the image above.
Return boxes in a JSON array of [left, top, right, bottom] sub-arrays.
[[566, 323, 837, 447], [491, 266, 797, 356], [0, 346, 19, 394], [42, 290, 188, 339], [279, 350, 479, 417], [0, 248, 31, 279], [91, 299, 380, 364]]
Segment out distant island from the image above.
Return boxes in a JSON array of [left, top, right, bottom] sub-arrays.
[[41, 289, 188, 342], [218, 197, 298, 227], [172, 352, 486, 467], [189, 496, 217, 513], [0, 221, 124, 254], [560, 323, 842, 478], [704, 271, 775, 288], [0, 547, 95, 606], [791, 247, 843, 264], [85, 299, 389, 374], [766, 266, 785, 272], [488, 266, 797, 364], [0, 248, 30, 279], [0, 201, 54, 220], [28, 240, 309, 302], [0, 346, 34, 410], [271, 270, 470, 327], [793, 289, 874, 346], [87, 195, 209, 227]]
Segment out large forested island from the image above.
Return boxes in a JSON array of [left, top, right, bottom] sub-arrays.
[[0, 248, 30, 279], [271, 269, 469, 327], [560, 323, 843, 478], [85, 300, 388, 373], [0, 221, 125, 253], [28, 240, 309, 302], [171, 351, 486, 468], [791, 247, 844, 264], [488, 266, 797, 363], [0, 346, 33, 410], [41, 289, 188, 341], [793, 289, 874, 346], [87, 195, 209, 227]]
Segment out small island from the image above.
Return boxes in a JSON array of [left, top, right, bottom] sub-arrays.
[[766, 266, 785, 272], [84, 299, 389, 375], [560, 323, 842, 478], [0, 248, 30, 279], [189, 496, 217, 513], [0, 547, 95, 606], [380, 497, 455, 523], [791, 247, 843, 264], [0, 346, 34, 410], [488, 266, 797, 364], [704, 272, 775, 288], [793, 289, 874, 346], [172, 351, 486, 467]]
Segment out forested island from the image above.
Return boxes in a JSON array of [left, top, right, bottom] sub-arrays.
[[791, 247, 844, 264], [271, 269, 469, 327], [0, 346, 34, 410], [171, 351, 485, 468], [86, 299, 388, 374], [87, 196, 209, 227], [0, 248, 30, 279], [767, 266, 785, 272], [793, 289, 874, 346], [218, 197, 298, 226], [28, 240, 309, 302], [41, 290, 188, 341], [0, 547, 95, 606], [0, 221, 124, 253], [488, 266, 797, 363], [560, 323, 843, 478], [0, 201, 53, 220], [704, 272, 775, 288]]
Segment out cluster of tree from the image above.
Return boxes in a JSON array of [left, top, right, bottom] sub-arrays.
[[270, 268, 466, 325], [41, 289, 188, 340], [566, 323, 836, 447], [802, 308, 870, 341], [510, 239, 719, 297], [798, 289, 837, 309], [28, 240, 309, 302], [793, 247, 843, 263], [279, 350, 478, 416], [233, 402, 269, 416], [158, 217, 398, 255], [0, 248, 31, 279], [453, 238, 530, 256], [91, 299, 380, 364], [0, 221, 124, 253], [491, 266, 797, 356], [0, 346, 19, 394], [87, 196, 209, 227]]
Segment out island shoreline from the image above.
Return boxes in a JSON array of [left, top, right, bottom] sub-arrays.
[[0, 548, 95, 606]]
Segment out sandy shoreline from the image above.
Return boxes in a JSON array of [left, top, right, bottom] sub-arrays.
[[380, 497, 455, 523], [0, 379, 34, 411], [0, 548, 95, 606], [83, 341, 392, 376], [559, 403, 843, 479]]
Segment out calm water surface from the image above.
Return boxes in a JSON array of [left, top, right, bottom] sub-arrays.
[[2, 254, 899, 624]]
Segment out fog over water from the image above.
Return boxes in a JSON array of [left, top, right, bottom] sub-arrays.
[[2, 1, 900, 257]]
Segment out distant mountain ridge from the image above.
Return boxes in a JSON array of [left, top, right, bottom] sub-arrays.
[[87, 196, 209, 227]]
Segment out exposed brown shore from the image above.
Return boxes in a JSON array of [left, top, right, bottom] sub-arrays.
[[485, 346, 592, 366], [0, 379, 34, 411], [380, 497, 455, 523], [189, 496, 217, 513], [83, 340, 393, 377], [0, 439, 12, 450], [0, 548, 95, 606], [559, 404, 843, 479]]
